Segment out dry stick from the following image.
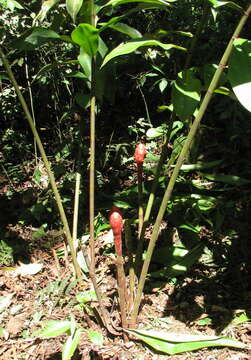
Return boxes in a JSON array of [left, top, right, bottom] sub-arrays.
[[130, 4, 251, 327], [0, 47, 81, 279]]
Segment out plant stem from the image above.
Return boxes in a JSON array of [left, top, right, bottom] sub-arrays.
[[134, 112, 175, 275], [116, 255, 128, 331], [137, 163, 144, 236], [86, 3, 113, 331], [0, 47, 81, 278], [130, 4, 251, 327], [124, 219, 135, 312]]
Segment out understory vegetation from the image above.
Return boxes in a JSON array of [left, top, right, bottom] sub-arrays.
[[0, 0, 251, 359]]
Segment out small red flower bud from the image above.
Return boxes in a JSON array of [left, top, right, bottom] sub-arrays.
[[134, 143, 147, 164], [109, 206, 123, 256], [109, 206, 123, 235]]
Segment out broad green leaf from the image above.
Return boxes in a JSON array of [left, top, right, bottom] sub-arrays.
[[87, 330, 104, 345], [151, 244, 203, 278], [104, 0, 175, 7], [203, 173, 251, 185], [228, 38, 251, 113], [102, 40, 185, 67], [66, 0, 83, 23], [34, 0, 60, 23], [146, 126, 165, 139], [71, 24, 99, 56], [177, 159, 223, 171], [109, 22, 142, 39], [75, 92, 90, 108], [62, 328, 82, 360], [125, 329, 246, 354], [0, 0, 23, 10], [11, 28, 60, 51], [207, 0, 242, 11], [172, 69, 202, 121], [78, 48, 92, 80], [33, 320, 71, 338]]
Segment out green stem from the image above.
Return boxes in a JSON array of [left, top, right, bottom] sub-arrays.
[[130, 4, 251, 327], [87, 3, 112, 330], [0, 47, 81, 278]]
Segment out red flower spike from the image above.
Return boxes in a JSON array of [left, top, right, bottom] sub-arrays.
[[109, 206, 123, 256], [134, 143, 147, 164]]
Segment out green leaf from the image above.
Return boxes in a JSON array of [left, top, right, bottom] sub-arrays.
[[66, 0, 83, 23], [207, 0, 243, 11], [231, 313, 251, 326], [34, 0, 60, 23], [76, 291, 97, 304], [159, 78, 168, 93], [11, 28, 60, 51], [125, 329, 246, 354], [102, 39, 185, 67], [0, 0, 23, 10], [151, 244, 204, 278], [71, 24, 99, 56], [177, 159, 223, 171], [108, 22, 142, 39], [228, 38, 251, 113], [32, 226, 46, 239], [87, 330, 104, 345], [202, 173, 251, 185], [103, 0, 175, 7], [33, 320, 71, 338], [78, 48, 92, 80], [172, 69, 201, 121], [62, 328, 82, 360], [146, 126, 165, 139]]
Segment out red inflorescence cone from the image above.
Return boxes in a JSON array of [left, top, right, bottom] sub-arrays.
[[134, 143, 147, 164], [109, 206, 123, 256]]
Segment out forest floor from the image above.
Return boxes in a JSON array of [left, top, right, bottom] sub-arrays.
[[0, 219, 251, 360]]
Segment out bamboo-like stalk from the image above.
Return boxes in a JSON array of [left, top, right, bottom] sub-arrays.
[[134, 112, 175, 275], [130, 3, 251, 327], [0, 47, 81, 278], [86, 0, 114, 331]]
